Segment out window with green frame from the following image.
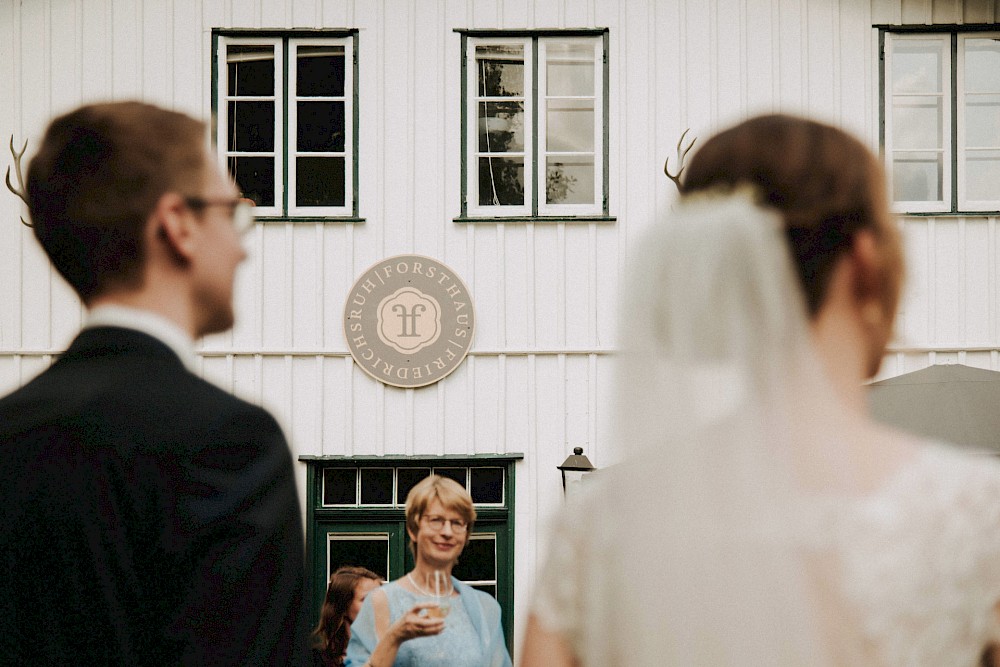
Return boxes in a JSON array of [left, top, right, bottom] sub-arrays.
[[880, 27, 1000, 214], [457, 29, 612, 222], [300, 455, 522, 654], [213, 30, 360, 220]]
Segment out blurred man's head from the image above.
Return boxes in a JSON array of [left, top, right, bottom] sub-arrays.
[[26, 101, 248, 336]]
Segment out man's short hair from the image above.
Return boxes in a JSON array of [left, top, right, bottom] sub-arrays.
[[26, 101, 209, 302]]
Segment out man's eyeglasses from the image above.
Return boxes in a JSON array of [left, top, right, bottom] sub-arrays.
[[184, 196, 255, 235], [422, 516, 468, 534]]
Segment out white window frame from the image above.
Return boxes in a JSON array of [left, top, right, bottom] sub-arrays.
[[217, 36, 284, 217], [464, 33, 606, 219], [216, 34, 355, 218], [883, 32, 952, 214], [536, 38, 604, 217], [956, 31, 1000, 212], [466, 36, 534, 218]]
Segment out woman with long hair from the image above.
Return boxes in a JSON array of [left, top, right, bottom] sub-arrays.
[[311, 566, 382, 667]]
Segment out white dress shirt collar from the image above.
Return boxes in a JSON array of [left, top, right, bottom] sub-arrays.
[[84, 304, 198, 372]]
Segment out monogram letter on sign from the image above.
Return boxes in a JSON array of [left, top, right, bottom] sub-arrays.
[[344, 255, 476, 388]]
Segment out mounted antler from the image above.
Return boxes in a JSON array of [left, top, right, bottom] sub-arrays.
[[6, 136, 31, 227], [663, 128, 697, 192]]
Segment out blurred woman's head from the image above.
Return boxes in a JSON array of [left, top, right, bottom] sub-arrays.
[[311, 566, 382, 665], [681, 114, 903, 348], [405, 475, 476, 561]]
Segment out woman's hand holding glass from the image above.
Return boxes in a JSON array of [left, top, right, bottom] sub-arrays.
[[388, 601, 445, 642]]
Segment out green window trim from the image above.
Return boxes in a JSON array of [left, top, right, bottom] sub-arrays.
[[212, 29, 361, 220], [300, 454, 523, 656], [458, 29, 611, 221]]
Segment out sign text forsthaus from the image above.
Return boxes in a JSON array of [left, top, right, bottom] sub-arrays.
[[344, 255, 476, 388]]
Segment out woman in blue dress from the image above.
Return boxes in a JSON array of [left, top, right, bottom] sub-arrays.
[[346, 475, 511, 667]]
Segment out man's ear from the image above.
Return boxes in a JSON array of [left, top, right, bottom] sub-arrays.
[[152, 192, 197, 263]]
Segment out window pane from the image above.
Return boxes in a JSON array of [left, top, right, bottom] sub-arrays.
[[478, 158, 524, 206], [297, 101, 346, 152], [323, 468, 357, 505], [297, 44, 345, 97], [327, 533, 389, 581], [397, 468, 432, 505], [470, 584, 498, 598], [891, 97, 942, 150], [965, 96, 1000, 147], [547, 157, 595, 205], [547, 99, 595, 152], [228, 156, 275, 207], [227, 45, 275, 96], [476, 45, 524, 97], [360, 468, 394, 504], [893, 153, 943, 201], [965, 38, 1000, 94], [478, 101, 524, 152], [546, 43, 595, 96], [470, 468, 504, 504], [433, 467, 467, 488], [296, 156, 345, 207], [965, 150, 1000, 202], [892, 39, 943, 94], [227, 101, 275, 152], [452, 534, 496, 582]]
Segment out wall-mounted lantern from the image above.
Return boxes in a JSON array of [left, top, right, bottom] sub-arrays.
[[557, 447, 596, 497]]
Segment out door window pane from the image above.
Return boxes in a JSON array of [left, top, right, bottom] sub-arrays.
[[892, 39, 943, 94], [397, 468, 432, 504], [892, 97, 942, 151], [323, 468, 357, 506], [965, 150, 1000, 201], [476, 45, 524, 97], [296, 156, 345, 207], [360, 468, 394, 505], [965, 38, 1000, 93], [227, 45, 275, 96], [227, 101, 276, 152], [893, 152, 943, 201], [327, 533, 390, 581], [433, 467, 468, 488], [478, 158, 524, 206], [297, 45, 345, 97], [453, 534, 496, 583], [297, 101, 346, 152], [470, 468, 504, 504], [228, 156, 275, 207]]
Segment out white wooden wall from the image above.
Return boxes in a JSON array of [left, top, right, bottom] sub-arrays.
[[1, 0, 998, 653]]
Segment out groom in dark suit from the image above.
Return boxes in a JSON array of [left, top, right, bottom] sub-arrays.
[[0, 102, 308, 665]]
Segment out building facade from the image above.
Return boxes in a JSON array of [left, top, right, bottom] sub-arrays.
[[1, 0, 998, 656]]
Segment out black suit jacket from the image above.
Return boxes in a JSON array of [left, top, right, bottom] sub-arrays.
[[0, 327, 308, 665]]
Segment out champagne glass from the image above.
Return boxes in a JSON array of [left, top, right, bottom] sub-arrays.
[[427, 569, 451, 619]]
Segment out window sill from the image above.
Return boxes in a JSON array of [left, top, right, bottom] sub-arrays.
[[253, 216, 365, 224], [895, 211, 1000, 218], [453, 215, 617, 224]]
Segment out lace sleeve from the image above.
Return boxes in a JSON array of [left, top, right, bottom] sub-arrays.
[[529, 496, 590, 648]]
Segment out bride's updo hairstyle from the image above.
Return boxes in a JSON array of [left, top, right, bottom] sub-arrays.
[[681, 114, 903, 328]]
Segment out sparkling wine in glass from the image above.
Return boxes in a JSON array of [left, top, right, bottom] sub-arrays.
[[426, 570, 451, 619]]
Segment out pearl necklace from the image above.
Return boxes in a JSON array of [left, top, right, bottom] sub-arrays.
[[407, 572, 454, 598]]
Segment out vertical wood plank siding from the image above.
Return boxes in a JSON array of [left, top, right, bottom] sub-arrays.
[[1, 0, 997, 649]]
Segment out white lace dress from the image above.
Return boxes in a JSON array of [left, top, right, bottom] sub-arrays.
[[532, 440, 1000, 666]]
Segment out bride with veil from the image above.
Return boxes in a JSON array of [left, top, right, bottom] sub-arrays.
[[520, 115, 1000, 666]]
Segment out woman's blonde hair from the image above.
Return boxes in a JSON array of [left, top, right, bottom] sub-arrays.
[[404, 475, 476, 556]]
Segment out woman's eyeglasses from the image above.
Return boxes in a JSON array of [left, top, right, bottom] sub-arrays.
[[184, 196, 255, 235], [422, 516, 468, 534]]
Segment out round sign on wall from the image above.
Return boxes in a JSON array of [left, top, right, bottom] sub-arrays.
[[344, 255, 476, 388]]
